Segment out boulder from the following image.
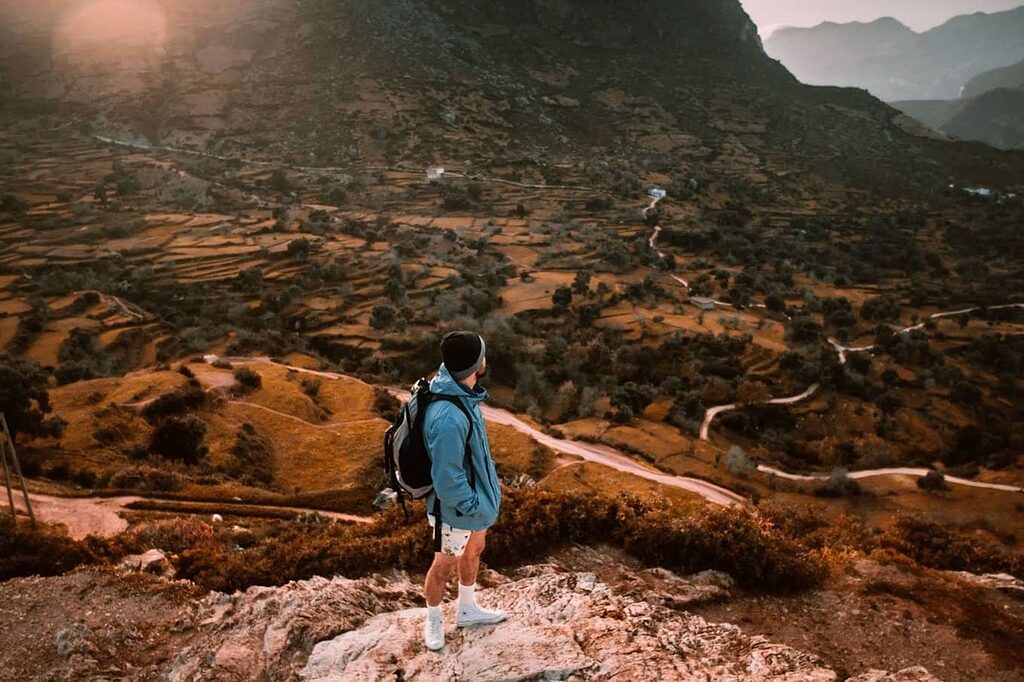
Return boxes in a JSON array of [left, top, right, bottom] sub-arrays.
[[118, 549, 174, 578]]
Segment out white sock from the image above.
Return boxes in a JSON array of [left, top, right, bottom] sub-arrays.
[[427, 604, 442, 618], [458, 583, 477, 607]]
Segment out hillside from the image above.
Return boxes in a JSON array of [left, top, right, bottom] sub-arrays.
[[765, 6, 1024, 101], [962, 58, 1024, 98], [893, 59, 1024, 150], [942, 87, 1024, 150]]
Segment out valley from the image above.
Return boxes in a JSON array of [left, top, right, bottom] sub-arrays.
[[0, 1, 1023, 680]]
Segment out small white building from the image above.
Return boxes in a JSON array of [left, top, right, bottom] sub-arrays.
[[964, 187, 992, 198], [689, 296, 716, 311], [426, 167, 445, 183], [648, 188, 667, 199]]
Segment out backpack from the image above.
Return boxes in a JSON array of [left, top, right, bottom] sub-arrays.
[[382, 377, 476, 549]]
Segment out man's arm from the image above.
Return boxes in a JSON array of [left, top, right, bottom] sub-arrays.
[[426, 403, 478, 517]]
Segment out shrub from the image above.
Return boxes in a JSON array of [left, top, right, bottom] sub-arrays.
[[114, 517, 215, 555], [148, 415, 208, 464], [141, 383, 205, 422], [174, 490, 826, 594], [300, 377, 322, 398], [232, 367, 262, 394], [881, 515, 1022, 577], [177, 365, 195, 379], [814, 468, 861, 497], [0, 518, 98, 580], [100, 465, 186, 492], [221, 423, 275, 486], [724, 445, 756, 477], [917, 470, 949, 493], [372, 386, 401, 420]]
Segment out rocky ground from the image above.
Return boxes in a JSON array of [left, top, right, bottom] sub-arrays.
[[3, 545, 1018, 681]]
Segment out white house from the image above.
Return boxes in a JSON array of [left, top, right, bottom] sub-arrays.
[[426, 167, 445, 182], [689, 296, 716, 311], [648, 188, 667, 199]]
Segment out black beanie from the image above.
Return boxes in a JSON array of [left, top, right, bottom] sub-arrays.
[[441, 331, 486, 380]]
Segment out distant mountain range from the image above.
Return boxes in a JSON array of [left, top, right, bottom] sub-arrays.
[[892, 58, 1024, 150], [764, 5, 1024, 101]]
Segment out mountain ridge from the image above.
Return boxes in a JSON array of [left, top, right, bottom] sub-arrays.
[[765, 4, 1024, 101]]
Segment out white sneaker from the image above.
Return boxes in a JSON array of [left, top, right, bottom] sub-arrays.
[[456, 602, 507, 627], [424, 608, 445, 651]]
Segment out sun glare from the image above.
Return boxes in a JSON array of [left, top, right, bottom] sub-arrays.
[[54, 0, 167, 56]]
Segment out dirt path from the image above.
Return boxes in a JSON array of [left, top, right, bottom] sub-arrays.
[[699, 384, 821, 441], [640, 192, 1022, 495], [212, 356, 746, 507], [0, 492, 372, 539], [828, 303, 1024, 364]]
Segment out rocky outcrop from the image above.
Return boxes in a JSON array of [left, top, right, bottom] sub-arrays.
[[163, 564, 937, 682]]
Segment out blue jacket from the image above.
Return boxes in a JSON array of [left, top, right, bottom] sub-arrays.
[[422, 362, 502, 531]]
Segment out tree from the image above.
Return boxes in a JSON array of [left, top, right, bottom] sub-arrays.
[[270, 168, 290, 193], [149, 415, 208, 465], [572, 270, 592, 295], [232, 367, 262, 394], [735, 380, 770, 405], [0, 355, 66, 444], [917, 470, 948, 493], [551, 286, 573, 309], [287, 238, 311, 261], [816, 468, 861, 497], [724, 445, 756, 477], [610, 382, 654, 422], [370, 303, 398, 330]]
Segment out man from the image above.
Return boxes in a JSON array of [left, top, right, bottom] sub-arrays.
[[421, 331, 505, 651]]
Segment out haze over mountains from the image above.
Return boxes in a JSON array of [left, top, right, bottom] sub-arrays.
[[764, 4, 1024, 101]]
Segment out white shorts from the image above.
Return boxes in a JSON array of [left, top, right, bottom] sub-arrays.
[[426, 512, 472, 557]]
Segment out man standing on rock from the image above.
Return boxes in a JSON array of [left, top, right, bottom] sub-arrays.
[[421, 331, 506, 651]]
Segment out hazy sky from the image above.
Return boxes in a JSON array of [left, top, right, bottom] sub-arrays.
[[740, 0, 1024, 35]]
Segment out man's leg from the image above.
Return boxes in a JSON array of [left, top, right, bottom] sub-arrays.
[[457, 530, 487, 588], [455, 530, 506, 626], [424, 552, 459, 607], [423, 552, 458, 651]]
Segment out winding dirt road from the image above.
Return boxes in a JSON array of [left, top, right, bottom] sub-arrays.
[[1, 492, 371, 540], [215, 356, 745, 506], [639, 192, 1022, 494]]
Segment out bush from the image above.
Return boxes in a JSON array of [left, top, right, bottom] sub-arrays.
[[881, 515, 1022, 577], [814, 468, 861, 497], [114, 517, 215, 555], [101, 465, 185, 492], [232, 367, 262, 394], [300, 377, 322, 398], [141, 383, 205, 422], [221, 423, 275, 486], [0, 518, 98, 580], [917, 470, 949, 493], [725, 445, 756, 477], [148, 415, 208, 465], [174, 490, 826, 594]]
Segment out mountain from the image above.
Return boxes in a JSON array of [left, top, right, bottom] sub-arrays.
[[962, 58, 1024, 98], [0, 0, 1021, 194], [765, 5, 1024, 101], [942, 87, 1024, 150], [892, 58, 1024, 150]]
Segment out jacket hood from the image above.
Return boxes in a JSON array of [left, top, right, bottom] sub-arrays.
[[431, 362, 488, 402]]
